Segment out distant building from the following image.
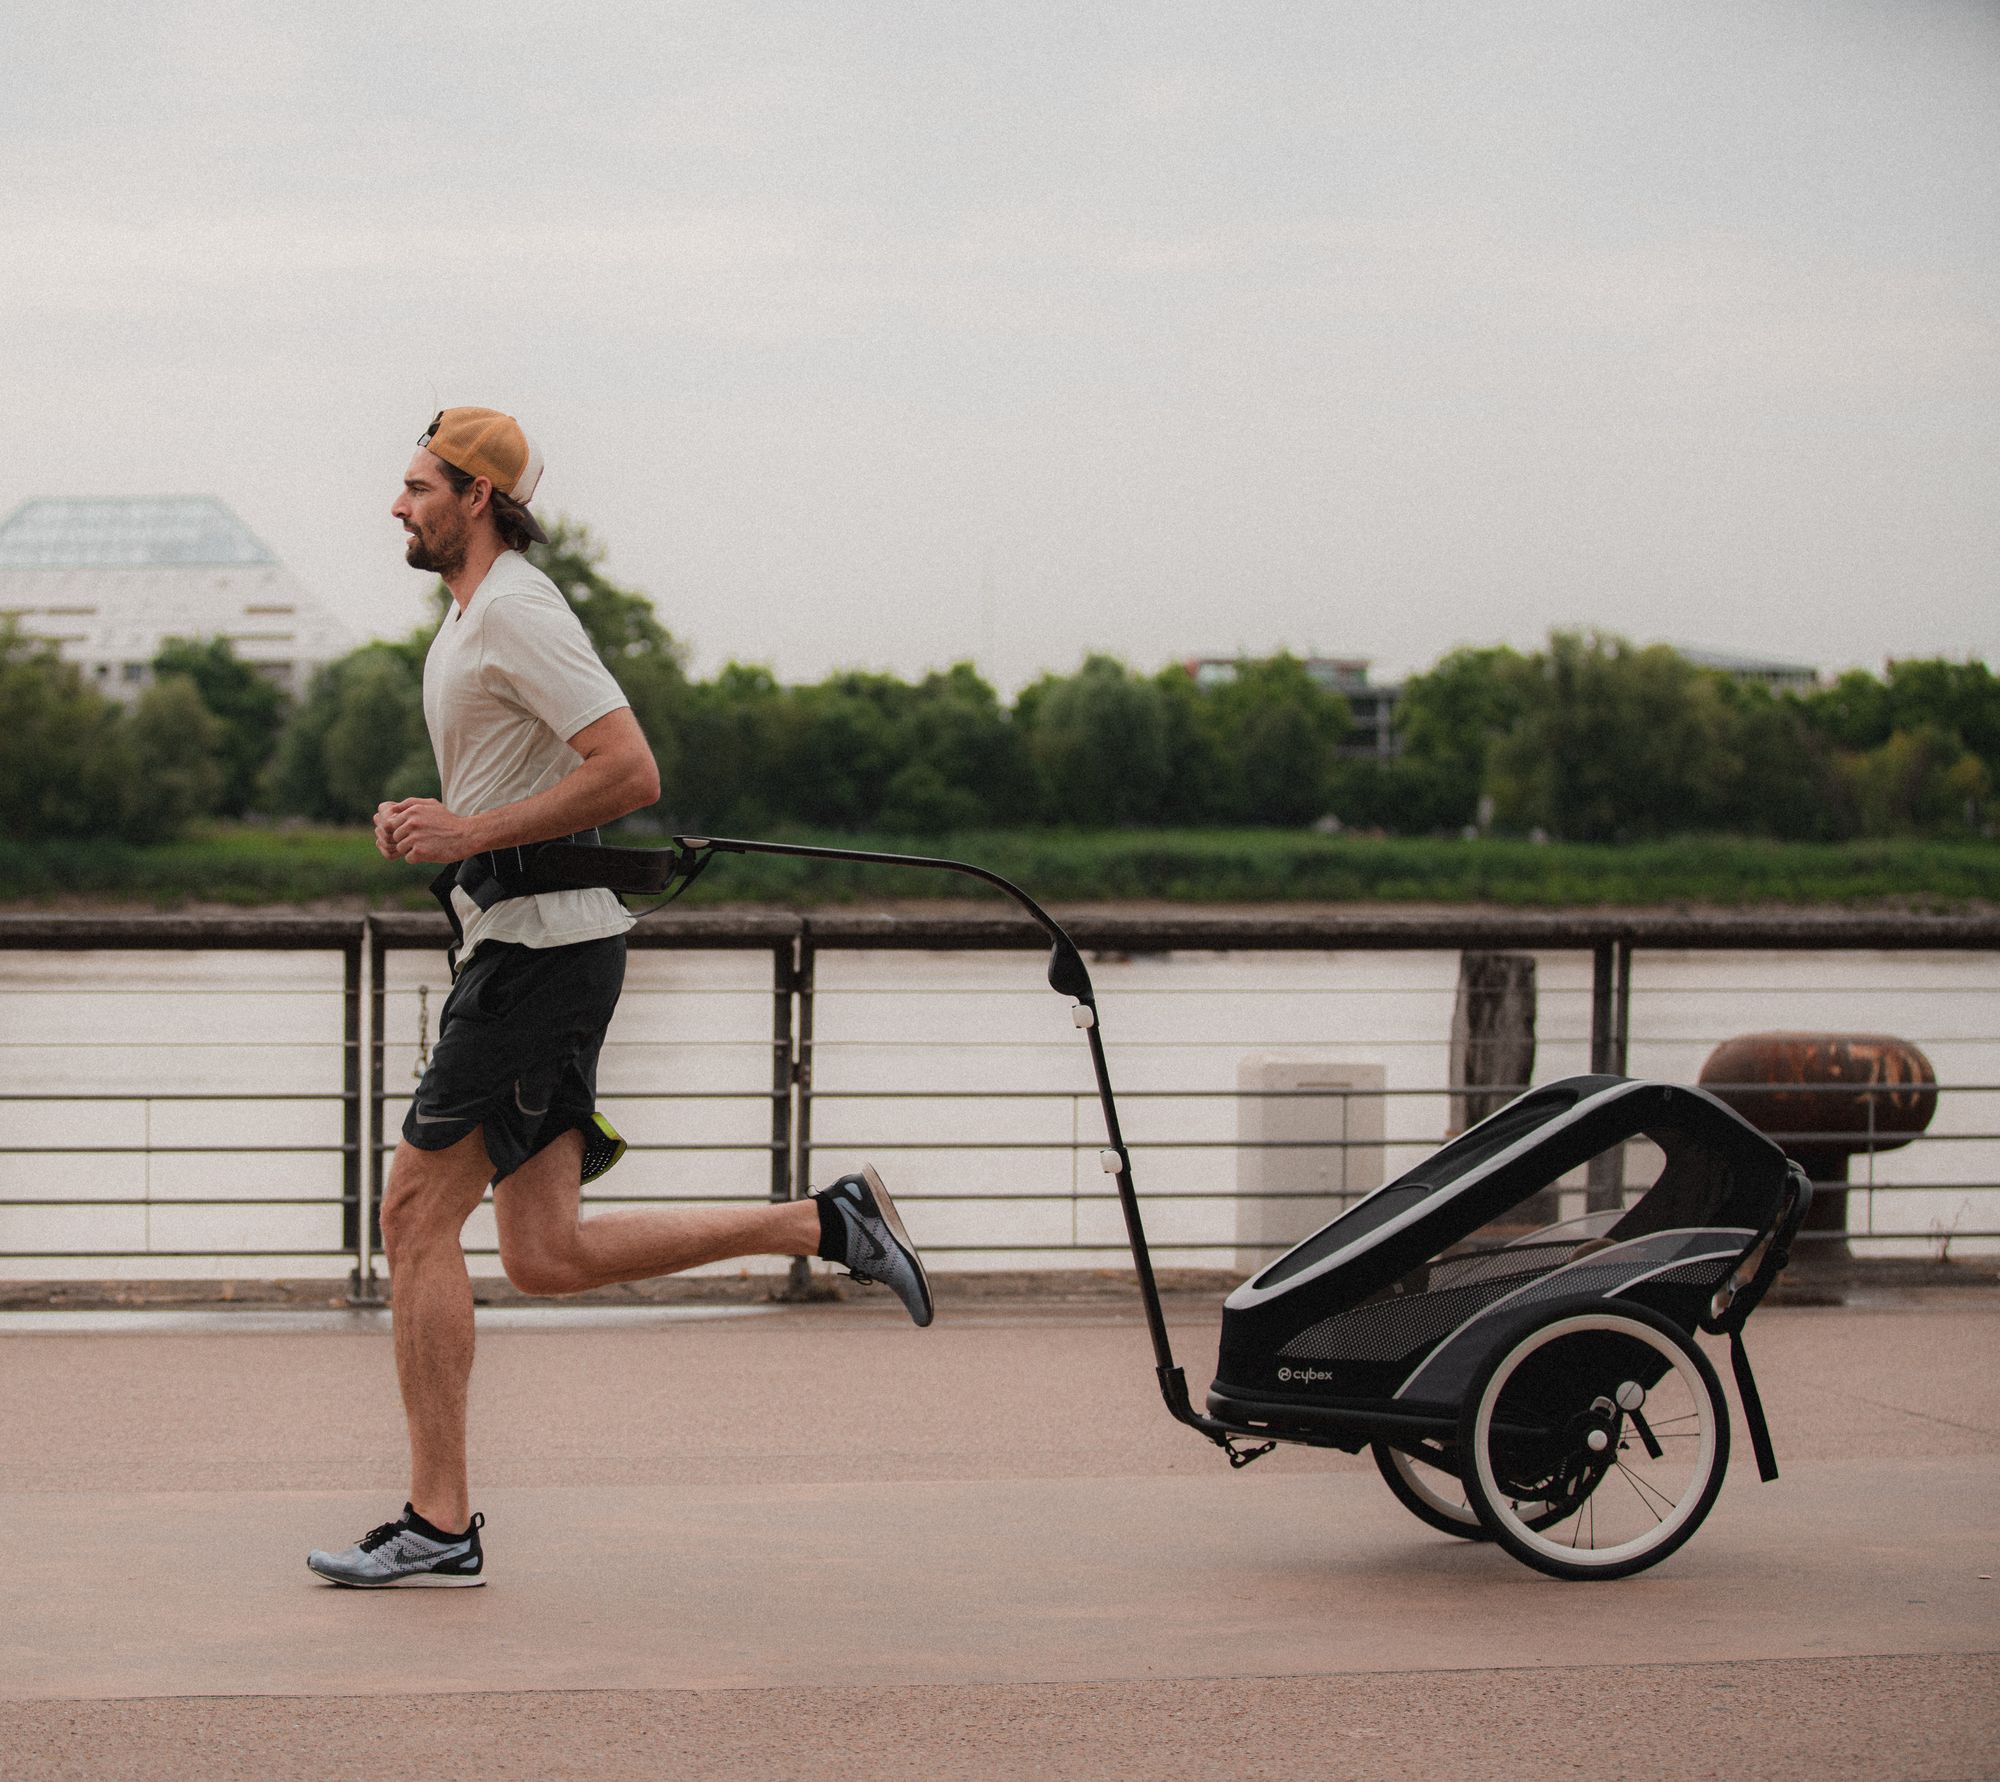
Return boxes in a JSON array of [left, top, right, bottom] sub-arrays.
[[0, 497, 351, 699], [1184, 655, 1402, 758], [1671, 644, 1820, 696]]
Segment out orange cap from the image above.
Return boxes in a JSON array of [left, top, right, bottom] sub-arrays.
[[417, 407, 544, 503]]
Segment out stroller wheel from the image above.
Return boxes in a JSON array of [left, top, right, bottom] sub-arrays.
[[1458, 1297, 1729, 1581], [1374, 1442, 1574, 1541], [1373, 1441, 1487, 1539]]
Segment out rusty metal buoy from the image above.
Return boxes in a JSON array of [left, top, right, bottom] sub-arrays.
[[1698, 1032, 1937, 1263]]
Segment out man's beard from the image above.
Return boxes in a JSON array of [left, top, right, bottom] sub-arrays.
[[404, 520, 466, 579]]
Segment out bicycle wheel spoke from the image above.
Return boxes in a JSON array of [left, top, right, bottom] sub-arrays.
[[1614, 1459, 1675, 1521]]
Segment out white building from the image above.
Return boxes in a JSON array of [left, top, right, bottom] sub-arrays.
[[0, 497, 351, 699], [1671, 644, 1821, 696], [1184, 655, 1402, 758]]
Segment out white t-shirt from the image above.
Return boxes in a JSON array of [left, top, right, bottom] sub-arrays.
[[421, 549, 638, 959]]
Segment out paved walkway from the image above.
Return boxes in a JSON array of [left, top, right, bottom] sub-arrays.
[[2, 1288, 1995, 1777]]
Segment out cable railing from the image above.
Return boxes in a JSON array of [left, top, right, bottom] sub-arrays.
[[1, 907, 1996, 1291]]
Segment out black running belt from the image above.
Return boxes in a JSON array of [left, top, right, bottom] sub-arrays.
[[428, 833, 712, 965]]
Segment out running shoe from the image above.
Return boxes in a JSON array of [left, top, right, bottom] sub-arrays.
[[815, 1164, 935, 1327], [307, 1505, 485, 1588]]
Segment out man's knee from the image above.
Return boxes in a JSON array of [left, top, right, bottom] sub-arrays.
[[497, 1233, 585, 1298], [381, 1139, 487, 1263], [380, 1180, 452, 1265]]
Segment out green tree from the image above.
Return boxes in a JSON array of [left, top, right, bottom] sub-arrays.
[[1388, 645, 1537, 831], [1844, 724, 1992, 837], [781, 670, 919, 828], [1883, 658, 2000, 779], [117, 676, 226, 841], [150, 636, 289, 816], [1150, 664, 1231, 824], [0, 622, 127, 838], [1491, 633, 1736, 841], [324, 651, 430, 816], [665, 662, 789, 831], [265, 637, 433, 821], [1018, 655, 1173, 825], [0, 624, 227, 843], [614, 647, 686, 819], [1799, 658, 2000, 777], [1801, 668, 1893, 753], [882, 663, 1029, 832], [1200, 654, 1350, 825], [1709, 679, 1852, 841]]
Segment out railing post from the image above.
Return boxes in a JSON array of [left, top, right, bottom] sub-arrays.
[[1614, 939, 1633, 1076], [783, 928, 820, 1299], [771, 935, 796, 1209], [1588, 943, 1616, 1076], [351, 919, 386, 1304], [1586, 942, 1629, 1213], [341, 929, 364, 1296]]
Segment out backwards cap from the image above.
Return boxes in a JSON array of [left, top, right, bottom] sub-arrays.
[[418, 407, 544, 503]]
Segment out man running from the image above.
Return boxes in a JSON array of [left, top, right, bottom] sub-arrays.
[[308, 407, 930, 1588]]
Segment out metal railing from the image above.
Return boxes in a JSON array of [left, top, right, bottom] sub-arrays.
[[2, 907, 1997, 1292], [0, 916, 362, 1275]]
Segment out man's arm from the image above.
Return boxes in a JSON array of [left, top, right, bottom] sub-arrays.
[[378, 708, 661, 864]]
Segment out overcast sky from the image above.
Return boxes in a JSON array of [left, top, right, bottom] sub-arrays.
[[3, 1, 1995, 691]]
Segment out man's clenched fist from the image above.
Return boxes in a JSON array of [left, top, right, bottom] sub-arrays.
[[374, 798, 474, 865]]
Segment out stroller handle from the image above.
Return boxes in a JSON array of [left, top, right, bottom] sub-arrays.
[[653, 836, 1208, 1422], [672, 835, 1096, 1004]]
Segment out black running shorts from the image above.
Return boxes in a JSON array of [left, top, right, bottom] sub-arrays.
[[402, 935, 626, 1181]]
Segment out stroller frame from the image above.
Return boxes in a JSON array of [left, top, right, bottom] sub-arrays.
[[526, 831, 1813, 1579]]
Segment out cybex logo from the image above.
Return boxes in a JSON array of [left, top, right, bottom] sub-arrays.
[[1277, 1365, 1338, 1385]]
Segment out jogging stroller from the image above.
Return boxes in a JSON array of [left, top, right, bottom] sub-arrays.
[[1204, 1075, 1813, 1578], [512, 832, 1814, 1580]]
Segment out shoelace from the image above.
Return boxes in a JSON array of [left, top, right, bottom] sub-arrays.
[[356, 1518, 411, 1553]]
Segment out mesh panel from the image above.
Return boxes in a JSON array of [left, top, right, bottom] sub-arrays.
[[580, 1113, 626, 1185], [1281, 1252, 1567, 1363], [1425, 1241, 1576, 1293], [1470, 1257, 1653, 1321], [1642, 1259, 1733, 1290], [1285, 1250, 1691, 1369], [1396, 1247, 1746, 1404]]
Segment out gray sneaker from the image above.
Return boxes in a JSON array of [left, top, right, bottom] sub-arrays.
[[307, 1505, 485, 1588], [815, 1165, 934, 1327]]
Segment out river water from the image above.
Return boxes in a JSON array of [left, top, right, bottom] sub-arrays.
[[2, 941, 1994, 1279]]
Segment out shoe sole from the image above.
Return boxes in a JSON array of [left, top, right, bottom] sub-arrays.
[[858, 1163, 934, 1327], [308, 1565, 485, 1588]]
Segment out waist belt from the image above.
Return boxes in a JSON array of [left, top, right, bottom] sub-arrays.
[[427, 831, 711, 967]]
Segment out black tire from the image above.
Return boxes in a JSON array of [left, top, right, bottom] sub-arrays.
[[1458, 1297, 1730, 1581], [1372, 1441, 1487, 1539], [1372, 1441, 1574, 1541]]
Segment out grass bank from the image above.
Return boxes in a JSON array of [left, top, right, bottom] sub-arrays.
[[3, 825, 1997, 909]]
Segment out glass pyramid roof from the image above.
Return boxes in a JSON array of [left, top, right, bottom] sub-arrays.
[[0, 498, 276, 569]]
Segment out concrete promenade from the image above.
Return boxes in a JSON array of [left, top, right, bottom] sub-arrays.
[[1, 1285, 1995, 1778]]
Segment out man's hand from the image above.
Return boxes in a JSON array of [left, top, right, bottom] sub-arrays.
[[370, 712, 657, 868], [378, 798, 477, 865]]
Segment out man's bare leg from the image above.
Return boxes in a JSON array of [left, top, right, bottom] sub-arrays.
[[379, 1133, 494, 1534], [493, 1129, 820, 1295]]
